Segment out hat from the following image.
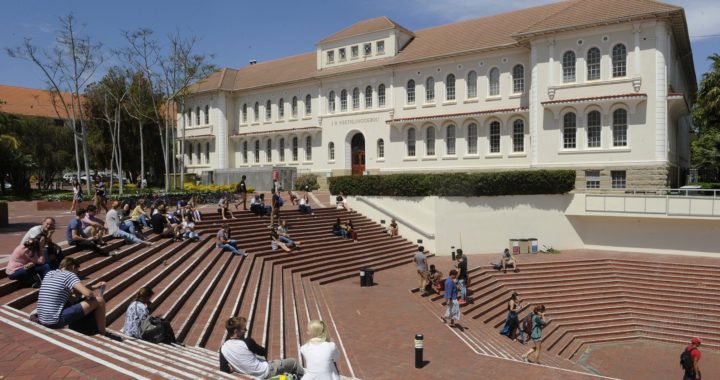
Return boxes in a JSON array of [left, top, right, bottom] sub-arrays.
[[691, 337, 702, 344]]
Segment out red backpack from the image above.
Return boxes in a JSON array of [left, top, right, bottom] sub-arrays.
[[522, 313, 534, 335]]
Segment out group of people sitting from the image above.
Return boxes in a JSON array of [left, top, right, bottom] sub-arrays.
[[331, 218, 359, 242]]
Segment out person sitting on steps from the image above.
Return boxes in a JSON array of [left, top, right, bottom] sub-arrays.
[[501, 248, 520, 273]]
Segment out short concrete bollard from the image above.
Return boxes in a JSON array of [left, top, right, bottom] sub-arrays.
[[414, 333, 424, 368]]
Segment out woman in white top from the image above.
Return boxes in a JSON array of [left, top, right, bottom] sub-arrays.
[[122, 287, 152, 338], [300, 320, 340, 380]]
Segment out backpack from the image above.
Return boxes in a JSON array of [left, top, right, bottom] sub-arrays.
[[522, 313, 534, 335], [680, 348, 696, 372], [275, 195, 284, 207], [140, 316, 177, 344]]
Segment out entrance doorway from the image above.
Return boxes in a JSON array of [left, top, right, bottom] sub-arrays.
[[351, 133, 365, 176]]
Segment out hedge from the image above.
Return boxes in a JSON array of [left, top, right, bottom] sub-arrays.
[[328, 170, 576, 196]]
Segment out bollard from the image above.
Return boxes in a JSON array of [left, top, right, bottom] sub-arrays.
[[451, 246, 456, 261], [414, 333, 424, 368]]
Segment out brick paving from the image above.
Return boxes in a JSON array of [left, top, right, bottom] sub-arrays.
[[1, 199, 719, 379]]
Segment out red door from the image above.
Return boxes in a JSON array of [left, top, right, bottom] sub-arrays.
[[352, 151, 365, 176]]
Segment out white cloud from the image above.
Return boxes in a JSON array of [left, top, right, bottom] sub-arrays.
[[404, 0, 720, 40]]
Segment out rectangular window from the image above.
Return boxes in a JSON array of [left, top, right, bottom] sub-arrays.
[[327, 51, 334, 64], [351, 45, 358, 58], [364, 43, 371, 56], [489, 123, 500, 153], [339, 48, 346, 61], [376, 41, 385, 55], [512, 122, 524, 152], [586, 170, 600, 189], [611, 171, 626, 189]]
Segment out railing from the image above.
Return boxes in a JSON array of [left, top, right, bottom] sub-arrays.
[[354, 196, 436, 239], [583, 188, 720, 217]]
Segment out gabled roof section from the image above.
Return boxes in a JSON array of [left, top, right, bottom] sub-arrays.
[[0, 84, 77, 119], [318, 16, 414, 45], [514, 0, 682, 38], [188, 68, 238, 93]]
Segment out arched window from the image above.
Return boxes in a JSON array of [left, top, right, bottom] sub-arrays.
[[489, 68, 500, 96], [365, 86, 373, 108], [613, 109, 628, 147], [407, 128, 416, 157], [467, 123, 478, 154], [352, 88, 360, 110], [305, 94, 312, 116], [587, 110, 601, 148], [292, 137, 299, 161], [467, 71, 477, 98], [242, 141, 248, 164], [489, 121, 500, 153], [279, 138, 285, 162], [562, 51, 576, 83], [328, 91, 336, 113], [378, 84, 386, 107], [377, 139, 384, 159], [446, 74, 456, 101], [512, 65, 524, 93], [446, 125, 456, 155], [425, 77, 435, 102], [587, 48, 601, 81], [563, 112, 577, 149], [426, 126, 436, 156], [205, 142, 210, 163], [196, 106, 200, 125], [254, 102, 259, 122], [188, 143, 194, 164], [204, 105, 209, 124], [254, 140, 260, 163], [305, 136, 312, 161], [266, 100, 272, 121], [512, 119, 524, 152], [242, 104, 247, 123], [406, 80, 416, 104], [278, 98, 285, 119], [340, 89, 348, 111], [291, 96, 298, 118], [328, 142, 335, 160], [266, 139, 272, 163], [612, 44, 627, 78]]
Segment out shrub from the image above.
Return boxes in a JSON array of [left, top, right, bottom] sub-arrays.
[[328, 170, 575, 196], [295, 174, 319, 191]]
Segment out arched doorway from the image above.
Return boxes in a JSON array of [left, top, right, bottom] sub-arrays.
[[351, 133, 365, 176]]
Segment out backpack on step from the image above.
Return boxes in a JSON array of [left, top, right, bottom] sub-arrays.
[[140, 316, 177, 344]]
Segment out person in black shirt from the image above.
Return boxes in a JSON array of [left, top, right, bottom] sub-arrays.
[[235, 175, 248, 211], [456, 249, 468, 286], [150, 205, 181, 240]]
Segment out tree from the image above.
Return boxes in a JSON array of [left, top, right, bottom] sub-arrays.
[[7, 14, 103, 191], [0, 112, 37, 195], [692, 53, 720, 181]]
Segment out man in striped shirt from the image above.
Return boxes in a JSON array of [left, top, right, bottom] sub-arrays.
[[36, 257, 115, 339]]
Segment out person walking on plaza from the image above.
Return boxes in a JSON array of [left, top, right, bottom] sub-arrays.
[[70, 180, 83, 213], [270, 188, 283, 227], [217, 223, 247, 256], [681, 338, 702, 380], [220, 316, 304, 378], [414, 246, 429, 295], [93, 175, 109, 214], [499, 292, 523, 340], [441, 269, 460, 327], [523, 305, 547, 364], [235, 175, 248, 211]]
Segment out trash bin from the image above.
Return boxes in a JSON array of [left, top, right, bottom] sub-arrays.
[[360, 267, 375, 287], [519, 239, 530, 254], [509, 239, 520, 254], [529, 238, 539, 253]]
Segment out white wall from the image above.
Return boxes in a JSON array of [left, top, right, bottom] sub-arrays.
[[349, 194, 720, 257]]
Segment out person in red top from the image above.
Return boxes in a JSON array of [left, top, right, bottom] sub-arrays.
[[683, 337, 702, 380]]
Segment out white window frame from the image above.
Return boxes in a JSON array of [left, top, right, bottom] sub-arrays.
[[425, 77, 435, 102], [587, 110, 602, 148], [586, 170, 601, 189], [613, 108, 628, 147], [407, 80, 416, 105], [587, 48, 601, 81], [562, 51, 576, 83], [488, 68, 500, 96], [467, 71, 477, 99], [563, 112, 577, 149], [489, 121, 501, 153], [446, 74, 456, 101], [467, 123, 478, 154], [612, 44, 627, 78], [512, 65, 524, 93], [446, 125, 456, 155], [512, 119, 524, 152]]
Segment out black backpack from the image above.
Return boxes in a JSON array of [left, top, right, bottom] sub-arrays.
[[140, 316, 177, 344], [680, 347, 696, 372]]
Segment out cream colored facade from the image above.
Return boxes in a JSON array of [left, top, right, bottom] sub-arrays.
[[180, 2, 695, 190]]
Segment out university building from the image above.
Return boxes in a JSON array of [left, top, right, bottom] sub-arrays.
[[181, 0, 695, 191]]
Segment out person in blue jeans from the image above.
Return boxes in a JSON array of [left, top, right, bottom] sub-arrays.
[[441, 270, 460, 327], [216, 224, 247, 256]]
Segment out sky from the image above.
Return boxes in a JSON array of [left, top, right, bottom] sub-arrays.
[[0, 0, 718, 90]]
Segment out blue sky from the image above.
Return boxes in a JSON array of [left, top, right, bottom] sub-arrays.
[[1, 0, 718, 90]]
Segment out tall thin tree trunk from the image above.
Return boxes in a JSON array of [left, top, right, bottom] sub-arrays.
[[139, 120, 145, 189]]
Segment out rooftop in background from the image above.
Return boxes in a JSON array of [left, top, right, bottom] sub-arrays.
[[0, 84, 78, 120]]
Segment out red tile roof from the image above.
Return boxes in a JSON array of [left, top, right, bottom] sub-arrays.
[[540, 93, 648, 105], [318, 16, 414, 44], [387, 107, 529, 124], [0, 85, 79, 119]]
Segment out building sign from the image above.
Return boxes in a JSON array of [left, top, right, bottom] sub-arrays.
[[331, 116, 380, 127]]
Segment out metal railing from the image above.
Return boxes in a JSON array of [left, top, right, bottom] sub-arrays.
[[354, 196, 436, 239], [583, 188, 720, 217]]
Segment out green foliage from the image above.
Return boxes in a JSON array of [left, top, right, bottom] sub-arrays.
[[691, 129, 720, 173], [294, 174, 320, 191], [697, 182, 720, 189], [328, 170, 576, 196], [692, 54, 720, 178]]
